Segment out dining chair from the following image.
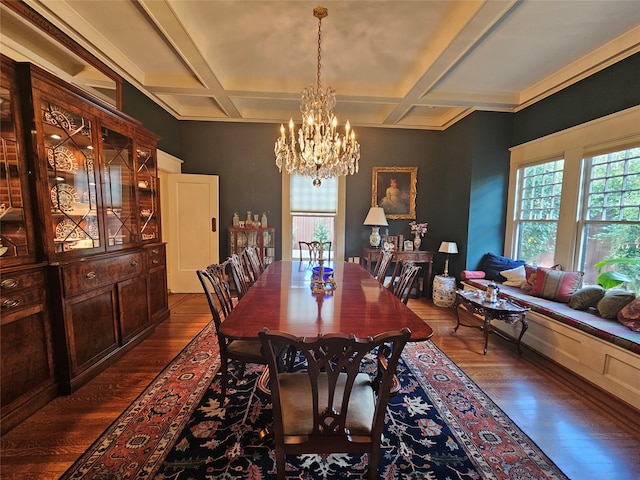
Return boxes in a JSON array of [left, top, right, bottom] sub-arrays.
[[392, 261, 422, 304], [245, 246, 264, 278], [259, 327, 411, 480], [197, 268, 274, 400], [298, 241, 332, 264], [229, 253, 250, 299], [373, 250, 394, 287], [206, 259, 235, 316], [241, 249, 259, 286]]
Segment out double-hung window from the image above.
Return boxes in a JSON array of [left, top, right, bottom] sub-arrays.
[[506, 107, 639, 289], [578, 146, 640, 285], [289, 174, 336, 260], [513, 159, 564, 267]]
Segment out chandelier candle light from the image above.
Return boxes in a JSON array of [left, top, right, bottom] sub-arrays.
[[274, 6, 360, 187]]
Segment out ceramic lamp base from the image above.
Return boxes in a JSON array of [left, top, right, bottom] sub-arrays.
[[369, 226, 381, 247]]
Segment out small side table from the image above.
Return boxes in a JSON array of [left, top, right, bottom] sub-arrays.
[[433, 275, 457, 307], [454, 290, 530, 355]]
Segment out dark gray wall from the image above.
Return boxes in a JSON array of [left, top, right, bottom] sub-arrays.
[[121, 82, 183, 158], [119, 53, 639, 280], [179, 122, 284, 259], [513, 52, 640, 145], [438, 112, 514, 277]]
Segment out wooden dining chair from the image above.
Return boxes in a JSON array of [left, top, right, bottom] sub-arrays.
[[245, 246, 264, 277], [373, 250, 394, 287], [229, 253, 250, 299], [392, 261, 422, 304], [259, 327, 411, 480], [241, 249, 259, 286], [196, 268, 271, 400], [298, 241, 332, 263], [206, 259, 235, 316]]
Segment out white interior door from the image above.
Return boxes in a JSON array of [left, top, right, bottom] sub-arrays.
[[167, 173, 219, 292]]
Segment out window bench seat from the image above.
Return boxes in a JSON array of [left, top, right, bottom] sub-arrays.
[[461, 278, 640, 412]]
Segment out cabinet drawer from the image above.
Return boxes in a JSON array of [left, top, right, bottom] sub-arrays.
[[146, 244, 166, 268], [0, 269, 46, 292], [62, 252, 145, 297], [0, 269, 46, 316]]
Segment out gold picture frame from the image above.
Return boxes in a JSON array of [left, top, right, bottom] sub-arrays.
[[372, 167, 417, 220]]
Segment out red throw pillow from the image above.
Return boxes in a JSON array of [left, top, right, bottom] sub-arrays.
[[530, 267, 584, 303]]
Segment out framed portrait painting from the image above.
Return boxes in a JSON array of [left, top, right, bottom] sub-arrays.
[[372, 167, 417, 219]]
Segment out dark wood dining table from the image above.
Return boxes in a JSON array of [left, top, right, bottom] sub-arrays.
[[219, 261, 434, 342]]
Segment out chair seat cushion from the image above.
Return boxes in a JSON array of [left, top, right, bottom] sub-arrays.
[[277, 372, 375, 436], [226, 338, 263, 357]]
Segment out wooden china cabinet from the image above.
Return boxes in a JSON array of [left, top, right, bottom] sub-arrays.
[[229, 226, 276, 266], [0, 56, 56, 433], [0, 56, 169, 431]]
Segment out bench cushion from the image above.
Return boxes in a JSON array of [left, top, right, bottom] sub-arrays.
[[463, 278, 640, 355]]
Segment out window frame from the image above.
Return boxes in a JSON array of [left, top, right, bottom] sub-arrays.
[[281, 173, 346, 261], [505, 106, 640, 273]]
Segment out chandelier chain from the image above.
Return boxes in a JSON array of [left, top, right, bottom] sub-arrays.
[[317, 16, 322, 90]]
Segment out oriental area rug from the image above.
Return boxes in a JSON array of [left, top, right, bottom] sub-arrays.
[[61, 321, 568, 480]]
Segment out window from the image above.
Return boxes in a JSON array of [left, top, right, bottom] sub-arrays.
[[289, 174, 337, 260], [506, 107, 640, 289], [514, 159, 564, 266], [578, 146, 640, 287]]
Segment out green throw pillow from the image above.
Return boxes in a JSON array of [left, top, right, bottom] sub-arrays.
[[568, 285, 605, 310], [596, 289, 636, 319]]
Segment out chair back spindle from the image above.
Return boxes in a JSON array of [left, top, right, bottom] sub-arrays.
[[393, 261, 421, 304]]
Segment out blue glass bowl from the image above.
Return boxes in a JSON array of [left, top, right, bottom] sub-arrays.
[[312, 266, 334, 280]]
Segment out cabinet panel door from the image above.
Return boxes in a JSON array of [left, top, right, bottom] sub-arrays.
[[101, 126, 136, 249], [0, 60, 35, 265], [118, 275, 150, 343], [38, 99, 102, 255], [66, 286, 117, 374], [1, 309, 54, 409], [136, 142, 159, 242]]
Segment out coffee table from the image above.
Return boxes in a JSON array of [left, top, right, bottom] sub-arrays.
[[454, 289, 530, 355]]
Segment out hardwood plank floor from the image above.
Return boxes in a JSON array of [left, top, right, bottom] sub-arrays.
[[1, 294, 639, 479]]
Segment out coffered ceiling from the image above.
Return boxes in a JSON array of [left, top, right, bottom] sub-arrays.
[[2, 0, 639, 130]]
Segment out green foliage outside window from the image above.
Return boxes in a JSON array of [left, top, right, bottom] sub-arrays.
[[313, 220, 331, 244]]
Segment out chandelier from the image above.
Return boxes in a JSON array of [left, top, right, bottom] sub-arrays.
[[274, 6, 360, 187]]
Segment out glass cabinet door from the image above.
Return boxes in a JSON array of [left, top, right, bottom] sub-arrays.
[[41, 101, 100, 253], [0, 75, 32, 263], [136, 143, 159, 242], [101, 126, 136, 248]]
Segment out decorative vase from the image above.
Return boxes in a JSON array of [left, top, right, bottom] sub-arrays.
[[413, 234, 421, 250]]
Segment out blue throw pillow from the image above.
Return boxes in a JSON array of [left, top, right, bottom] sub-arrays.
[[479, 252, 525, 282]]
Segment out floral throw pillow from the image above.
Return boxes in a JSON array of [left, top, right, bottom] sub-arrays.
[[529, 267, 584, 303], [617, 297, 640, 332], [520, 265, 538, 293]]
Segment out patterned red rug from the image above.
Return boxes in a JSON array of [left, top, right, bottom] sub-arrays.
[[61, 321, 568, 479]]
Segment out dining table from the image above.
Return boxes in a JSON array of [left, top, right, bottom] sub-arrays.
[[219, 260, 434, 342]]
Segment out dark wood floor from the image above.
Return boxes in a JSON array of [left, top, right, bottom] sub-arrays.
[[1, 294, 639, 479]]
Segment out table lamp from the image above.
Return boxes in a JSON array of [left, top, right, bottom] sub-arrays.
[[363, 207, 388, 248], [439, 241, 458, 277]]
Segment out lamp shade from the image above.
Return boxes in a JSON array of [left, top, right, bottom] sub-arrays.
[[363, 207, 388, 226], [438, 241, 458, 254]]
